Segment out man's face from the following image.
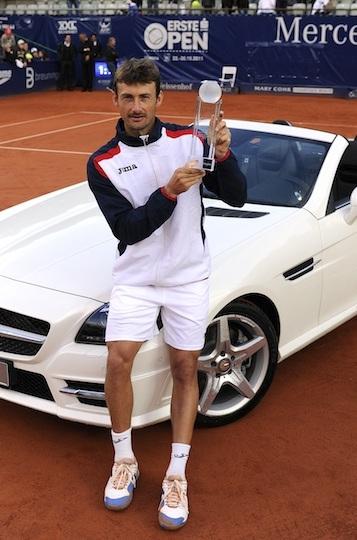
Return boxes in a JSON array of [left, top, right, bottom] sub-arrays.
[[114, 81, 163, 137]]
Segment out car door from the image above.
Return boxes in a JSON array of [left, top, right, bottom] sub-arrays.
[[319, 141, 357, 323]]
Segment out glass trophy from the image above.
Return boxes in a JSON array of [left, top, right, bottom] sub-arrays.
[[189, 80, 223, 172]]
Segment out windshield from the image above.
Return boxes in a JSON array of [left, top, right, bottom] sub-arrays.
[[207, 128, 330, 207]]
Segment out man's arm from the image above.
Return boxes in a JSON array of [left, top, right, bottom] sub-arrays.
[[203, 151, 247, 208], [87, 157, 177, 245], [203, 114, 247, 208]]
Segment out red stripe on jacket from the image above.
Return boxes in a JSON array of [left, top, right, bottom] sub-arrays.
[[94, 145, 121, 177], [166, 128, 205, 143]]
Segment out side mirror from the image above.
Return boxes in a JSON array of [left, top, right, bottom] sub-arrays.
[[344, 187, 357, 225]]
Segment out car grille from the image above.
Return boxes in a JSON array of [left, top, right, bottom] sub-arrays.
[[0, 308, 50, 335], [0, 308, 50, 356], [3, 362, 54, 401], [0, 337, 42, 356]]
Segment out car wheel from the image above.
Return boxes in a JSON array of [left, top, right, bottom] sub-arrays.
[[196, 300, 278, 427]]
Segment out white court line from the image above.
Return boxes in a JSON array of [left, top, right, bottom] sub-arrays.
[[0, 116, 118, 145], [80, 110, 118, 115], [0, 112, 77, 129], [0, 145, 90, 155]]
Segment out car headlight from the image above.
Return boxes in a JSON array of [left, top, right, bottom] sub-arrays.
[[75, 304, 163, 345], [75, 303, 109, 345]]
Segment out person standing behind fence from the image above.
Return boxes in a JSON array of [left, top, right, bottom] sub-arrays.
[[104, 36, 119, 91], [79, 32, 94, 92], [57, 34, 76, 91]]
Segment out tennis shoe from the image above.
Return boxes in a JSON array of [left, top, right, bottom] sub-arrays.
[[158, 475, 189, 530], [104, 458, 139, 511]]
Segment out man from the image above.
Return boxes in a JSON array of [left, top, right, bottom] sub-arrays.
[[90, 33, 102, 59], [1, 26, 16, 55], [57, 34, 76, 90], [67, 0, 80, 15], [87, 58, 246, 530], [78, 33, 93, 91], [257, 0, 276, 13], [16, 39, 27, 68], [103, 36, 118, 90]]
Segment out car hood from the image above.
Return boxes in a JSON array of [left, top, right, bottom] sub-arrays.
[[0, 183, 298, 302]]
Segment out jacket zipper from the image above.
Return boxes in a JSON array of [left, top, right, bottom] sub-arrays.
[[140, 135, 166, 282]]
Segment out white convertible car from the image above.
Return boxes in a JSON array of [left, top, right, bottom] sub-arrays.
[[0, 120, 356, 428]]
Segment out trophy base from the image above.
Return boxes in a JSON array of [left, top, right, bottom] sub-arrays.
[[202, 157, 215, 172]]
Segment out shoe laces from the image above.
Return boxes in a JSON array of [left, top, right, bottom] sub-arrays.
[[163, 478, 187, 509], [112, 462, 136, 490]]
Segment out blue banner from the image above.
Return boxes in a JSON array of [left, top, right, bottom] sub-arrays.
[[0, 60, 58, 96], [1, 14, 357, 93]]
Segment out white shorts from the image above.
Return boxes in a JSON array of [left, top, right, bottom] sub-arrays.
[[105, 279, 209, 351]]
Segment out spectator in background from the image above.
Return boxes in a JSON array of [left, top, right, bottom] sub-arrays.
[[23, 41, 33, 63], [16, 39, 28, 68], [127, 0, 139, 14], [3, 43, 16, 64], [31, 47, 39, 59], [67, 0, 80, 15], [79, 32, 94, 91], [1, 26, 16, 55], [311, 0, 335, 13], [275, 0, 287, 14], [222, 0, 234, 13], [257, 0, 276, 13], [38, 49, 48, 61], [57, 34, 76, 91], [147, 0, 159, 13], [90, 33, 102, 59], [237, 0, 249, 13], [104, 36, 119, 90], [191, 0, 203, 12], [202, 0, 214, 13]]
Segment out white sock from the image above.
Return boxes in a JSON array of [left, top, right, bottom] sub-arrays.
[[165, 443, 191, 479], [111, 428, 135, 462]]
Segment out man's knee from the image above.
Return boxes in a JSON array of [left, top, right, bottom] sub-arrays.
[[107, 343, 135, 375], [170, 351, 199, 385]]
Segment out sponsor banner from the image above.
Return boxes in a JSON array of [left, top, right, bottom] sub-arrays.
[[240, 83, 336, 96], [0, 60, 58, 96], [2, 15, 357, 90], [98, 17, 112, 35], [240, 83, 357, 98]]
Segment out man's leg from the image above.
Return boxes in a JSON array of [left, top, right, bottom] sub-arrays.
[[158, 347, 200, 530], [169, 347, 200, 445], [105, 340, 143, 433], [158, 279, 208, 529], [104, 340, 143, 511]]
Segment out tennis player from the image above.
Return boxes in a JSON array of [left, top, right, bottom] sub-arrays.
[[87, 57, 246, 530]]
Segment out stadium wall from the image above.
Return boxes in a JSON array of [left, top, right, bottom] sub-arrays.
[[1, 15, 357, 97]]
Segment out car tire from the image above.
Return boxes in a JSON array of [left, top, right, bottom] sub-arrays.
[[196, 300, 278, 427]]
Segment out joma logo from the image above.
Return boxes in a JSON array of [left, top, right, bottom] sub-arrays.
[[118, 164, 138, 174]]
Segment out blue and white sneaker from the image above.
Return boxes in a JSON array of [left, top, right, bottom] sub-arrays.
[[158, 476, 189, 530], [104, 459, 139, 511]]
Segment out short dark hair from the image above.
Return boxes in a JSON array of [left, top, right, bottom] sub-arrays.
[[114, 57, 161, 97]]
